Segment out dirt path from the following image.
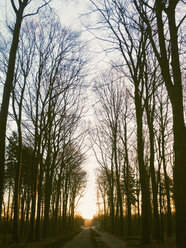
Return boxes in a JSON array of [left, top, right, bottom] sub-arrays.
[[62, 227, 127, 248], [62, 227, 95, 248], [92, 228, 127, 248]]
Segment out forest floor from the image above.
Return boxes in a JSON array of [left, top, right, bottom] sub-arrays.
[[91, 228, 176, 248], [0, 230, 80, 248], [122, 235, 176, 248], [0, 229, 176, 248]]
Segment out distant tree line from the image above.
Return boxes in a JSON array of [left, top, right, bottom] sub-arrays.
[[88, 1, 185, 247], [0, 1, 87, 244]]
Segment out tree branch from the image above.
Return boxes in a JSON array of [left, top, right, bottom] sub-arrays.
[[177, 14, 186, 30], [11, 0, 18, 14], [23, 0, 52, 18]]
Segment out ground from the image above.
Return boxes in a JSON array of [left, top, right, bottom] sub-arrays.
[[62, 227, 127, 248], [0, 228, 176, 248]]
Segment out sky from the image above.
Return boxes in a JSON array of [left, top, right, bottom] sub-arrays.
[[52, 0, 89, 28]]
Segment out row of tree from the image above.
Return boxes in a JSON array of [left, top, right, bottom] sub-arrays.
[[93, 72, 173, 241], [88, 0, 185, 247], [0, 2, 87, 243]]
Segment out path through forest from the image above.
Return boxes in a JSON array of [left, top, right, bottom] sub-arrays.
[[62, 227, 127, 248]]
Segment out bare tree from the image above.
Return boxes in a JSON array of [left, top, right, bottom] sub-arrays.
[[19, 13, 87, 240], [93, 71, 127, 235], [156, 85, 173, 237], [0, 0, 51, 220], [11, 20, 36, 241], [133, 1, 186, 246]]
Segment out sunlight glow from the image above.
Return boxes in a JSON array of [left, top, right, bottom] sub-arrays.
[[77, 157, 98, 220], [78, 183, 97, 220], [81, 208, 95, 220]]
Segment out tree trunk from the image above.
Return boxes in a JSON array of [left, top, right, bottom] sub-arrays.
[[0, 6, 24, 220], [160, 104, 172, 237], [12, 123, 23, 242], [20, 188, 26, 237], [146, 106, 160, 241], [35, 158, 44, 241], [42, 170, 51, 238], [156, 3, 186, 247], [25, 188, 31, 236], [54, 163, 64, 235], [28, 150, 39, 241], [109, 158, 115, 233], [135, 88, 151, 244], [113, 133, 123, 235], [158, 159, 164, 243], [43, 151, 56, 237], [62, 173, 69, 231], [124, 118, 132, 236]]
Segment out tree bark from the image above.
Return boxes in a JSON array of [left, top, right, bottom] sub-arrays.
[[135, 87, 151, 244], [159, 101, 172, 236], [156, 3, 186, 246], [0, 3, 25, 219], [145, 101, 160, 241], [35, 156, 44, 241]]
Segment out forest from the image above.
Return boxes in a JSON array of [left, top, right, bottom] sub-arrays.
[[0, 1, 185, 248]]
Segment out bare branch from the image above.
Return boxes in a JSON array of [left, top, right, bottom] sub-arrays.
[[177, 14, 186, 30], [23, 0, 52, 18], [11, 0, 18, 13]]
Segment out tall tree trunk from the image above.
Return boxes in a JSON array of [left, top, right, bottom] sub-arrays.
[[54, 162, 64, 235], [146, 106, 160, 241], [35, 158, 44, 241], [12, 123, 23, 242], [155, 3, 186, 247], [172, 107, 186, 248], [158, 157, 164, 243], [113, 134, 123, 235], [0, 5, 25, 219], [43, 151, 56, 237], [6, 186, 11, 235], [28, 67, 42, 241], [20, 188, 26, 237], [25, 188, 31, 236], [42, 169, 51, 237], [28, 148, 39, 241], [12, 69, 27, 242], [160, 101, 172, 237], [62, 173, 69, 231], [135, 88, 151, 244], [3, 203, 7, 243], [109, 157, 115, 233], [125, 119, 132, 236]]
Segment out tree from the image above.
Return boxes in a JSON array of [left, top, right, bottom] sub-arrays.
[[93, 71, 127, 235], [11, 19, 36, 241], [20, 13, 87, 241], [89, 1, 152, 241], [156, 86, 173, 237], [119, 91, 136, 237], [143, 56, 161, 241], [133, 1, 186, 246], [0, 0, 51, 220], [4, 132, 33, 240]]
